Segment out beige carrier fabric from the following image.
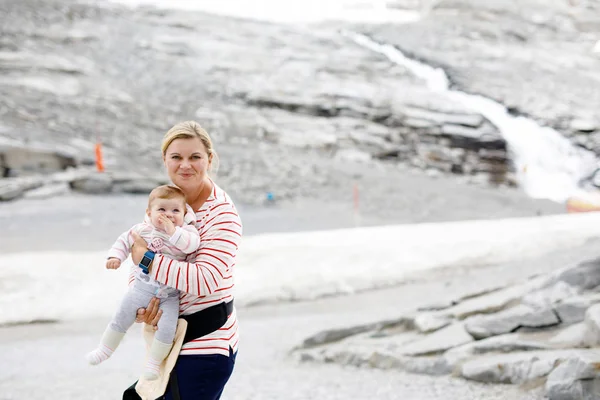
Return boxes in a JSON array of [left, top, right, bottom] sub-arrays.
[[135, 319, 188, 400]]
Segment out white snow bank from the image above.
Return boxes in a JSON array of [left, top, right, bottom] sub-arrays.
[[2, 213, 600, 325]]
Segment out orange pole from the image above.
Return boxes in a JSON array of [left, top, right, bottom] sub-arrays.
[[95, 141, 105, 172]]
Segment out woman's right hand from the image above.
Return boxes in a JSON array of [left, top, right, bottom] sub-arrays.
[[136, 297, 163, 331]]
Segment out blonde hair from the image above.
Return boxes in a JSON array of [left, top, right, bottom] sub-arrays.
[[161, 121, 219, 173], [148, 185, 187, 208]]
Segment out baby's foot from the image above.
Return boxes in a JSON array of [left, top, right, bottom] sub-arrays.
[[85, 345, 114, 365], [143, 358, 161, 380]]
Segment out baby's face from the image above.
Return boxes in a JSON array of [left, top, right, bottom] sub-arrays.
[[148, 198, 185, 228]]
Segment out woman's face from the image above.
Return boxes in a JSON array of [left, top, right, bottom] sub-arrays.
[[163, 137, 211, 191]]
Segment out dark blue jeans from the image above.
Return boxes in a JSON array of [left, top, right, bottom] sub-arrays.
[[164, 347, 237, 400]]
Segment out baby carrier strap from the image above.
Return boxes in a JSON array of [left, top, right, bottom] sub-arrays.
[[122, 300, 233, 400]]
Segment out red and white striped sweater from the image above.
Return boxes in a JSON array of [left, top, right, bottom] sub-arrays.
[[139, 182, 242, 356]]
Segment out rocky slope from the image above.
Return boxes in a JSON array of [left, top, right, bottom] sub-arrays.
[[2, 0, 593, 206], [295, 249, 600, 400]]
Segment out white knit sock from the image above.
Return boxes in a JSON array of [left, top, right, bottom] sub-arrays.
[[143, 339, 172, 381], [86, 345, 114, 365], [86, 328, 125, 366], [144, 358, 162, 380]]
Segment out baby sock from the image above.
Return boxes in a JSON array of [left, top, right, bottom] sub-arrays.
[[86, 328, 125, 365], [143, 339, 173, 381]]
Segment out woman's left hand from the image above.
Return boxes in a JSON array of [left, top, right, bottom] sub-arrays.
[[130, 232, 149, 265], [136, 297, 162, 331]]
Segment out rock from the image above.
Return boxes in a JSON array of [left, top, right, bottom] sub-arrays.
[[70, 173, 113, 194], [413, 313, 453, 333], [443, 332, 553, 371], [0, 75, 81, 96], [147, 34, 195, 56], [299, 336, 452, 376], [299, 316, 415, 349], [299, 329, 412, 366], [441, 277, 547, 320], [0, 142, 77, 176], [368, 351, 451, 376], [465, 304, 560, 340], [570, 118, 598, 133], [477, 149, 508, 161], [399, 322, 473, 356], [417, 299, 457, 312], [348, 131, 390, 148], [313, 346, 372, 368], [335, 117, 392, 139], [555, 257, 600, 290], [549, 323, 588, 348], [49, 167, 95, 183], [113, 179, 162, 194], [583, 304, 600, 347], [521, 281, 581, 309], [460, 350, 588, 384], [400, 106, 484, 127], [300, 326, 373, 348], [40, 26, 100, 43], [403, 117, 438, 129], [555, 296, 593, 326], [23, 182, 70, 199], [334, 148, 372, 163], [0, 182, 24, 201], [0, 51, 94, 75], [440, 124, 497, 140], [243, 75, 387, 121], [545, 352, 600, 400], [0, 175, 44, 201]]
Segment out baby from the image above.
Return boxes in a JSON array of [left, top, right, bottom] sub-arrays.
[[86, 185, 200, 380]]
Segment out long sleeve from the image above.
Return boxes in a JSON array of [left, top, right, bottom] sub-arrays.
[[107, 228, 134, 262], [152, 201, 242, 297], [168, 225, 201, 254], [107, 223, 150, 262]]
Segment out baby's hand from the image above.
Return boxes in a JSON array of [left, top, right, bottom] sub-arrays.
[[106, 258, 121, 269], [157, 214, 176, 236]]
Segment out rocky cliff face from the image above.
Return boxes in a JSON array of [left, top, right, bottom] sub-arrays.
[[0, 0, 597, 203]]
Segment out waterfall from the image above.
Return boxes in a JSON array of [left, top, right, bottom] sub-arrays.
[[345, 32, 598, 203]]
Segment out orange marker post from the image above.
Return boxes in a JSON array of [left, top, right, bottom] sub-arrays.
[[95, 141, 105, 173]]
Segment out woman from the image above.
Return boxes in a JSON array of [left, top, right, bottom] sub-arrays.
[[127, 121, 242, 400]]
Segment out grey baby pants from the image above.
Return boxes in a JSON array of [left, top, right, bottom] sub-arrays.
[[109, 278, 180, 344]]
